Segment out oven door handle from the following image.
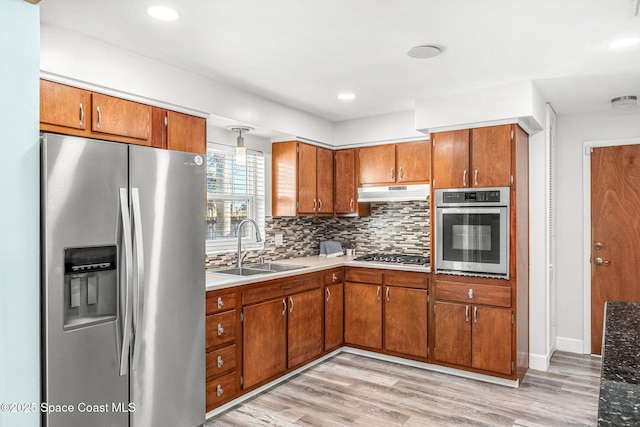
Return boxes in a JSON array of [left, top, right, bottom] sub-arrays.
[[435, 207, 506, 214]]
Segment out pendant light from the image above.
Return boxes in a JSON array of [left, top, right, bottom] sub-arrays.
[[229, 126, 253, 166]]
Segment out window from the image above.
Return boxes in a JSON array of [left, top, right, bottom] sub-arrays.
[[205, 143, 265, 253]]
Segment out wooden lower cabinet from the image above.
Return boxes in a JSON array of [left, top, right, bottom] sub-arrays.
[[324, 282, 344, 351], [384, 286, 428, 358], [287, 289, 323, 368], [344, 282, 382, 349], [206, 372, 237, 409], [434, 302, 471, 366]]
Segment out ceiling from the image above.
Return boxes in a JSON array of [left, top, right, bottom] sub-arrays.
[[40, 0, 640, 123]]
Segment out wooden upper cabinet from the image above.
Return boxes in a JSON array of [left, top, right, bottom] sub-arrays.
[[40, 80, 89, 134], [316, 147, 334, 214], [470, 125, 512, 187], [358, 145, 396, 185], [297, 143, 318, 215], [152, 108, 206, 154], [335, 149, 356, 214], [91, 93, 151, 145], [432, 129, 470, 189], [396, 140, 431, 184], [272, 141, 298, 216]]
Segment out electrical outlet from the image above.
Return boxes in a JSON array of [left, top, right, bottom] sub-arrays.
[[275, 234, 284, 247]]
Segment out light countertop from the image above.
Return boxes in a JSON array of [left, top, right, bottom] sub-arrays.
[[206, 255, 431, 291]]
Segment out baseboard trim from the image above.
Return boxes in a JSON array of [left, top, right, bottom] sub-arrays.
[[556, 337, 585, 354], [529, 350, 553, 371]]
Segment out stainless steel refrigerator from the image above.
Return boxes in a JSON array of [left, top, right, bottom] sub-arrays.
[[41, 133, 205, 427]]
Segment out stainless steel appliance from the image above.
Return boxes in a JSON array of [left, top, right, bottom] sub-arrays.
[[41, 133, 205, 427], [434, 187, 510, 279], [353, 253, 430, 266]]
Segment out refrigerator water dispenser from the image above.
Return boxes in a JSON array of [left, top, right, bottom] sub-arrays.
[[63, 246, 117, 330]]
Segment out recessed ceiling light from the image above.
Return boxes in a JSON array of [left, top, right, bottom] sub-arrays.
[[337, 93, 356, 101], [407, 45, 442, 59], [146, 6, 179, 22], [608, 37, 639, 49]]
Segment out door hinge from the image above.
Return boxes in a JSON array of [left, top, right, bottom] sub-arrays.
[[511, 361, 515, 372], [427, 347, 430, 357], [434, 347, 436, 357], [240, 376, 244, 387], [240, 312, 244, 322], [427, 293, 430, 304], [510, 130, 514, 140], [585, 146, 593, 155], [296, 145, 299, 153], [433, 304, 436, 313]]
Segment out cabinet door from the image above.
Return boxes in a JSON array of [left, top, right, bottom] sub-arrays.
[[91, 93, 151, 144], [167, 110, 206, 154], [470, 125, 511, 187], [396, 140, 431, 184], [288, 288, 323, 368], [471, 306, 512, 375], [335, 149, 356, 214], [344, 282, 382, 349], [242, 298, 287, 389], [324, 283, 344, 351], [432, 129, 470, 189], [297, 143, 318, 214], [434, 302, 471, 366], [316, 147, 334, 214], [358, 145, 396, 185], [272, 141, 298, 216], [40, 80, 89, 133], [384, 287, 428, 358]]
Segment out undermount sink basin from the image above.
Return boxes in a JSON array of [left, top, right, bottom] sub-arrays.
[[215, 267, 276, 276], [245, 263, 307, 272]]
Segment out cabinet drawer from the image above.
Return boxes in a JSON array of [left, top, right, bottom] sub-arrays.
[[435, 281, 511, 307], [206, 290, 236, 314], [345, 268, 383, 285], [242, 276, 320, 305], [206, 344, 236, 380], [384, 271, 428, 289], [324, 269, 343, 285], [206, 371, 237, 410], [206, 310, 236, 349]]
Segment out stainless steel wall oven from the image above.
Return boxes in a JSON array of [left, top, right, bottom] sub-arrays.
[[435, 187, 510, 279]]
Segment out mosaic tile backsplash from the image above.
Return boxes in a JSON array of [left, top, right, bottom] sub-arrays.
[[205, 201, 430, 269]]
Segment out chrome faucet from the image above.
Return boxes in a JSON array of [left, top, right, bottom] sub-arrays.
[[236, 219, 262, 270]]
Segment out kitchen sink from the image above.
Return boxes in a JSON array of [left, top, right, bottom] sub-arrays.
[[245, 263, 307, 272], [215, 267, 277, 276]]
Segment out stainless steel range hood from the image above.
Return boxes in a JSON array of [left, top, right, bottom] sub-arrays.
[[357, 184, 430, 202]]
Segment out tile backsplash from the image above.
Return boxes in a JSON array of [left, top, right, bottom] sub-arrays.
[[205, 201, 430, 269]]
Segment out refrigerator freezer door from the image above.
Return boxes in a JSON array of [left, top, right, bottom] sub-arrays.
[[42, 134, 129, 427], [129, 146, 206, 427]]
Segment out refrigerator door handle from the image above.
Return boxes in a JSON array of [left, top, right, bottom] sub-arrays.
[[119, 188, 133, 376], [131, 188, 145, 371]]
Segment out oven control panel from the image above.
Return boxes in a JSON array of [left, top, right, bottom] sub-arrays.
[[435, 187, 510, 207]]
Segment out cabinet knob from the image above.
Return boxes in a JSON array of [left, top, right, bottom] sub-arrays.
[[217, 297, 224, 309], [217, 355, 224, 368], [217, 324, 224, 336], [468, 288, 474, 299], [216, 384, 224, 397]]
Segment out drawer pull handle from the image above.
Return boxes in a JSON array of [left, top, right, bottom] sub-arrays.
[[332, 273, 338, 283], [216, 384, 224, 397], [217, 297, 224, 309], [217, 355, 224, 368], [217, 324, 224, 336], [468, 288, 473, 299], [282, 286, 292, 291]]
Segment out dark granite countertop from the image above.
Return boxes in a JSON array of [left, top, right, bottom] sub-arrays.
[[598, 301, 640, 426]]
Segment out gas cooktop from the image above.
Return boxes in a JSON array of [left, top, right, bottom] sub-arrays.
[[353, 253, 430, 266]]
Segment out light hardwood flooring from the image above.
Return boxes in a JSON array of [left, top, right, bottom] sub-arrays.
[[205, 351, 601, 426]]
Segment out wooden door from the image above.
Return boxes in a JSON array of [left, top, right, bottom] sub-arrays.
[[471, 125, 512, 187], [432, 130, 470, 189], [384, 286, 428, 357], [316, 147, 334, 214], [591, 144, 640, 354], [324, 283, 344, 351], [167, 110, 206, 154], [335, 149, 356, 214], [242, 298, 287, 389], [471, 306, 512, 374], [91, 93, 152, 144], [358, 145, 396, 185], [396, 140, 431, 184], [344, 282, 382, 349], [288, 289, 323, 368], [297, 143, 317, 214], [40, 80, 89, 134], [433, 302, 471, 366]]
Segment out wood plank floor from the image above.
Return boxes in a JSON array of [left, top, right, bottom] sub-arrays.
[[205, 351, 601, 426]]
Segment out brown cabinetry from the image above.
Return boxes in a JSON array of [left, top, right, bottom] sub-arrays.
[[272, 141, 334, 216], [334, 149, 370, 216], [432, 125, 512, 189], [358, 140, 431, 186], [433, 281, 513, 375], [384, 286, 428, 358], [324, 269, 344, 351], [90, 93, 151, 144], [205, 290, 240, 411], [344, 281, 382, 349], [241, 274, 323, 390], [152, 108, 206, 154], [40, 79, 89, 134]]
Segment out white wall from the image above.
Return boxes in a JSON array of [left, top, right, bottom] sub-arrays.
[[333, 110, 427, 146], [0, 2, 40, 427], [555, 108, 640, 352]]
